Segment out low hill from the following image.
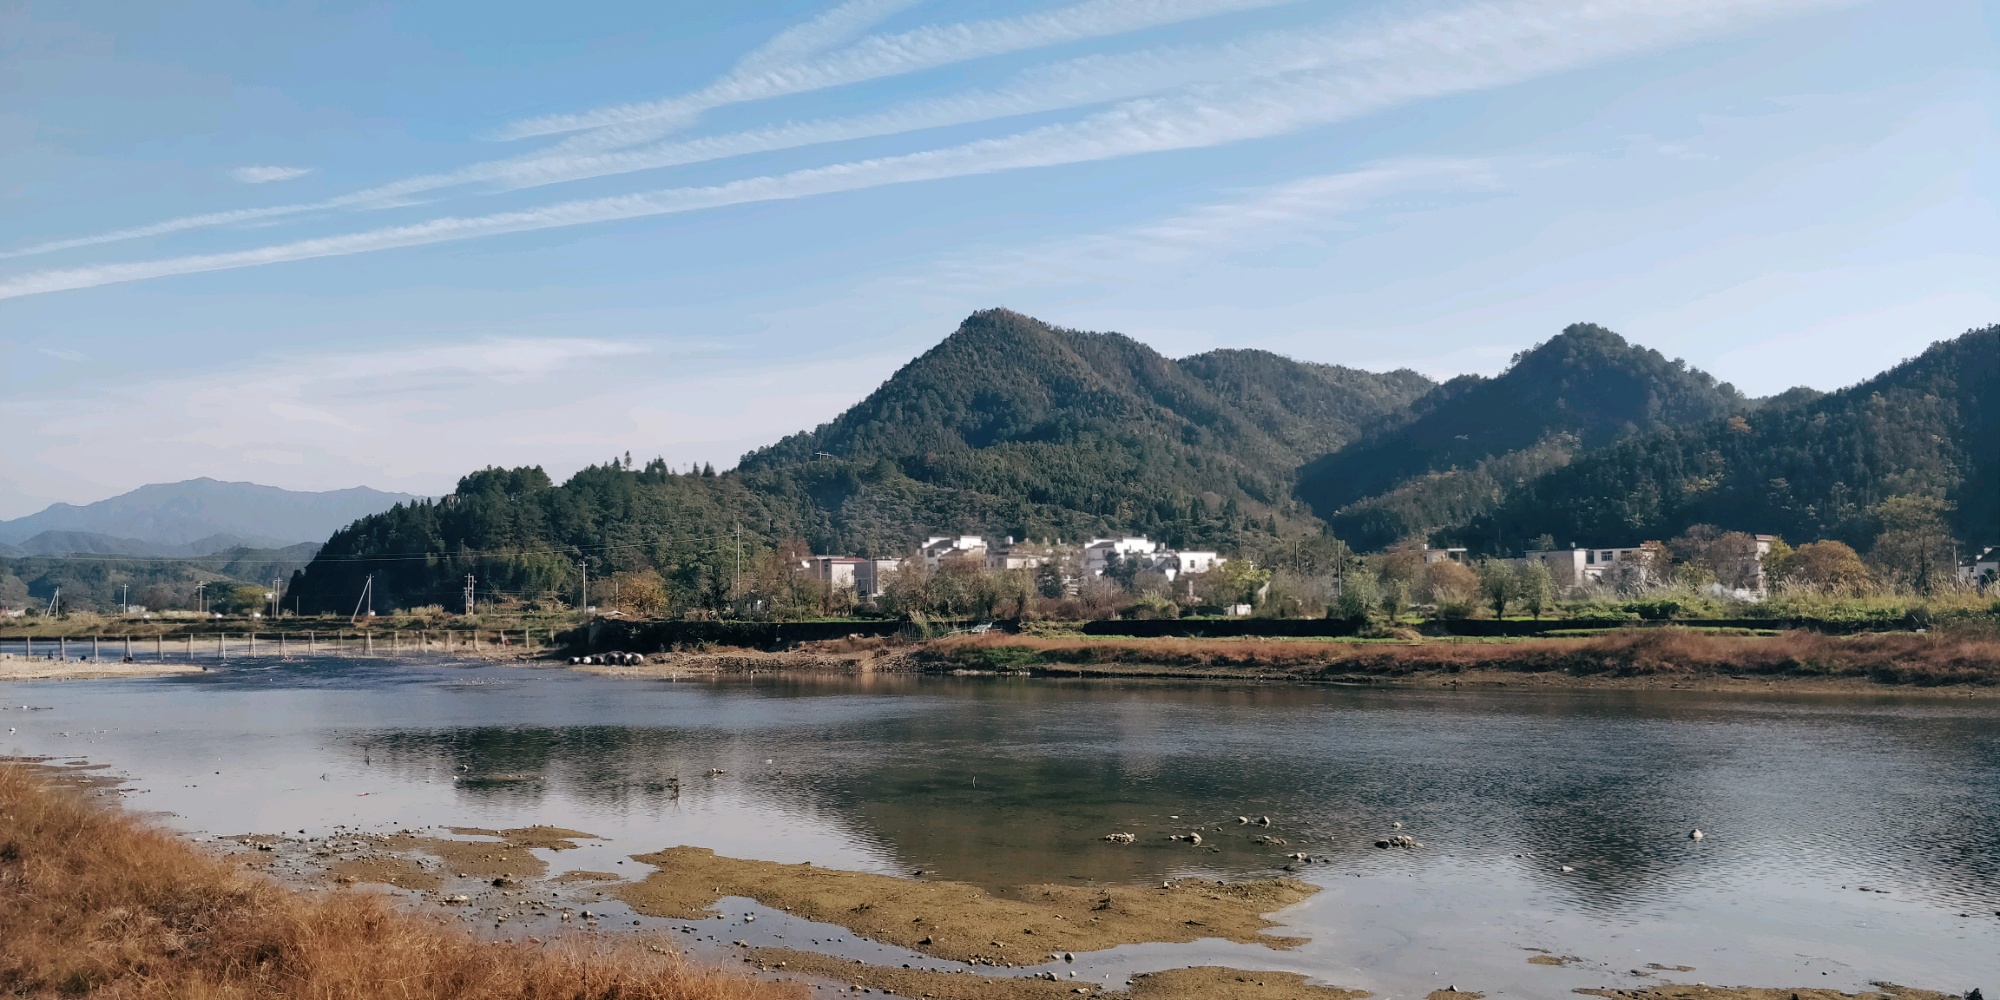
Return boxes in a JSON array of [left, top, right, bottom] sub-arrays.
[[1460, 324, 2000, 550], [0, 480, 419, 548], [289, 310, 1432, 612], [1297, 323, 1748, 548]]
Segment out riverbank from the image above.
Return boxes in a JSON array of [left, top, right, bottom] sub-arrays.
[[0, 760, 1974, 1000], [570, 627, 2000, 692], [899, 627, 2000, 689], [0, 760, 792, 1000]]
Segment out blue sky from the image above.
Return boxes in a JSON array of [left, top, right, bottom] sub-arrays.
[[0, 0, 1994, 517]]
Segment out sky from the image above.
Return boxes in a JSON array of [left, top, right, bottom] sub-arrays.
[[0, 0, 1995, 518]]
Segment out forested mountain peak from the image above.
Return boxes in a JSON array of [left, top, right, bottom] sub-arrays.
[[1464, 323, 2000, 550], [739, 308, 1432, 501], [1296, 322, 1747, 525]]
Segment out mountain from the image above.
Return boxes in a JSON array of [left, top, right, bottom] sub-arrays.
[[289, 309, 1433, 612], [5, 530, 307, 558], [1296, 323, 1749, 549], [0, 479, 420, 548], [741, 309, 1433, 525], [1460, 324, 2000, 551]]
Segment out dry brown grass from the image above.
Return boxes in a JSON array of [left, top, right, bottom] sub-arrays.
[[917, 628, 2000, 687], [0, 764, 802, 1000]]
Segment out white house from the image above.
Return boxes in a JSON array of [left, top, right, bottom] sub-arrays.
[[922, 535, 988, 569], [1422, 546, 1469, 565], [1523, 543, 1663, 588], [1961, 545, 1999, 591], [801, 555, 903, 597], [1082, 537, 1160, 576], [1160, 550, 1219, 578], [985, 537, 1048, 571]]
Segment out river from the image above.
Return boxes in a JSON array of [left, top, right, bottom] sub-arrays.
[[3, 657, 1994, 995]]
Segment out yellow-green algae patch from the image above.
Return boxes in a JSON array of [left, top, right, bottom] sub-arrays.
[[617, 846, 1315, 964]]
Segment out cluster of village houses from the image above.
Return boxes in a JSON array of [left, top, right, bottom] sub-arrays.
[[800, 535, 1220, 599], [803, 530, 1997, 605], [1424, 537, 1783, 600]]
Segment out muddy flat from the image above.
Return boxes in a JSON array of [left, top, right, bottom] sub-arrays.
[[618, 846, 1315, 964]]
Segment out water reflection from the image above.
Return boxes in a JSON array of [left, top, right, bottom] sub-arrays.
[[289, 669, 2000, 918], [8, 661, 1996, 986]]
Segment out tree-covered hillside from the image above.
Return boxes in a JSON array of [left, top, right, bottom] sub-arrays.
[[1459, 324, 2000, 551], [743, 308, 1431, 523], [1298, 323, 1748, 548], [289, 310, 1431, 613]]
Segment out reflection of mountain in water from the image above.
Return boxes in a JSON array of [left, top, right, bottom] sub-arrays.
[[334, 677, 2000, 912]]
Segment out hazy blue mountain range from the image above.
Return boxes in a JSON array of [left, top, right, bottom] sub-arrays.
[[0, 479, 419, 549]]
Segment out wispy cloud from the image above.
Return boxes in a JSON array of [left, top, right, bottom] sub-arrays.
[[0, 0, 1844, 301], [728, 0, 927, 75], [0, 8, 1333, 261], [229, 165, 314, 184], [7, 0, 1259, 260], [926, 157, 1507, 288], [498, 0, 1306, 138]]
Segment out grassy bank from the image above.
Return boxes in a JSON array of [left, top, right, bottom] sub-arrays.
[[0, 762, 796, 1000], [907, 628, 2000, 687]]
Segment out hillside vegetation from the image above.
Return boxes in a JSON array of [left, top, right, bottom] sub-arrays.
[[288, 310, 1430, 613], [254, 313, 2000, 620], [1463, 325, 2000, 551], [1299, 323, 1749, 549]]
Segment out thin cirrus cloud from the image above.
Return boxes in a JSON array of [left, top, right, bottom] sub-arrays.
[[922, 156, 1508, 289], [0, 0, 1846, 302], [228, 165, 315, 183], [496, 0, 1310, 139], [726, 0, 928, 75], [0, 0, 1284, 262]]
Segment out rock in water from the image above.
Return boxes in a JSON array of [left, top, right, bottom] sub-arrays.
[[1689, 828, 1704, 840]]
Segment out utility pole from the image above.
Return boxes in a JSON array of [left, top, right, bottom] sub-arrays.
[[351, 574, 374, 625], [579, 560, 588, 615], [735, 524, 743, 602], [121, 584, 129, 615], [464, 573, 476, 616], [195, 582, 205, 616], [271, 579, 280, 619]]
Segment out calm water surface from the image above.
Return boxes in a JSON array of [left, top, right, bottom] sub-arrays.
[[4, 658, 1995, 995]]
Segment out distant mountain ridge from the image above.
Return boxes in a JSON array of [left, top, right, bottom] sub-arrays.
[[1, 530, 312, 559], [0, 479, 420, 549]]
